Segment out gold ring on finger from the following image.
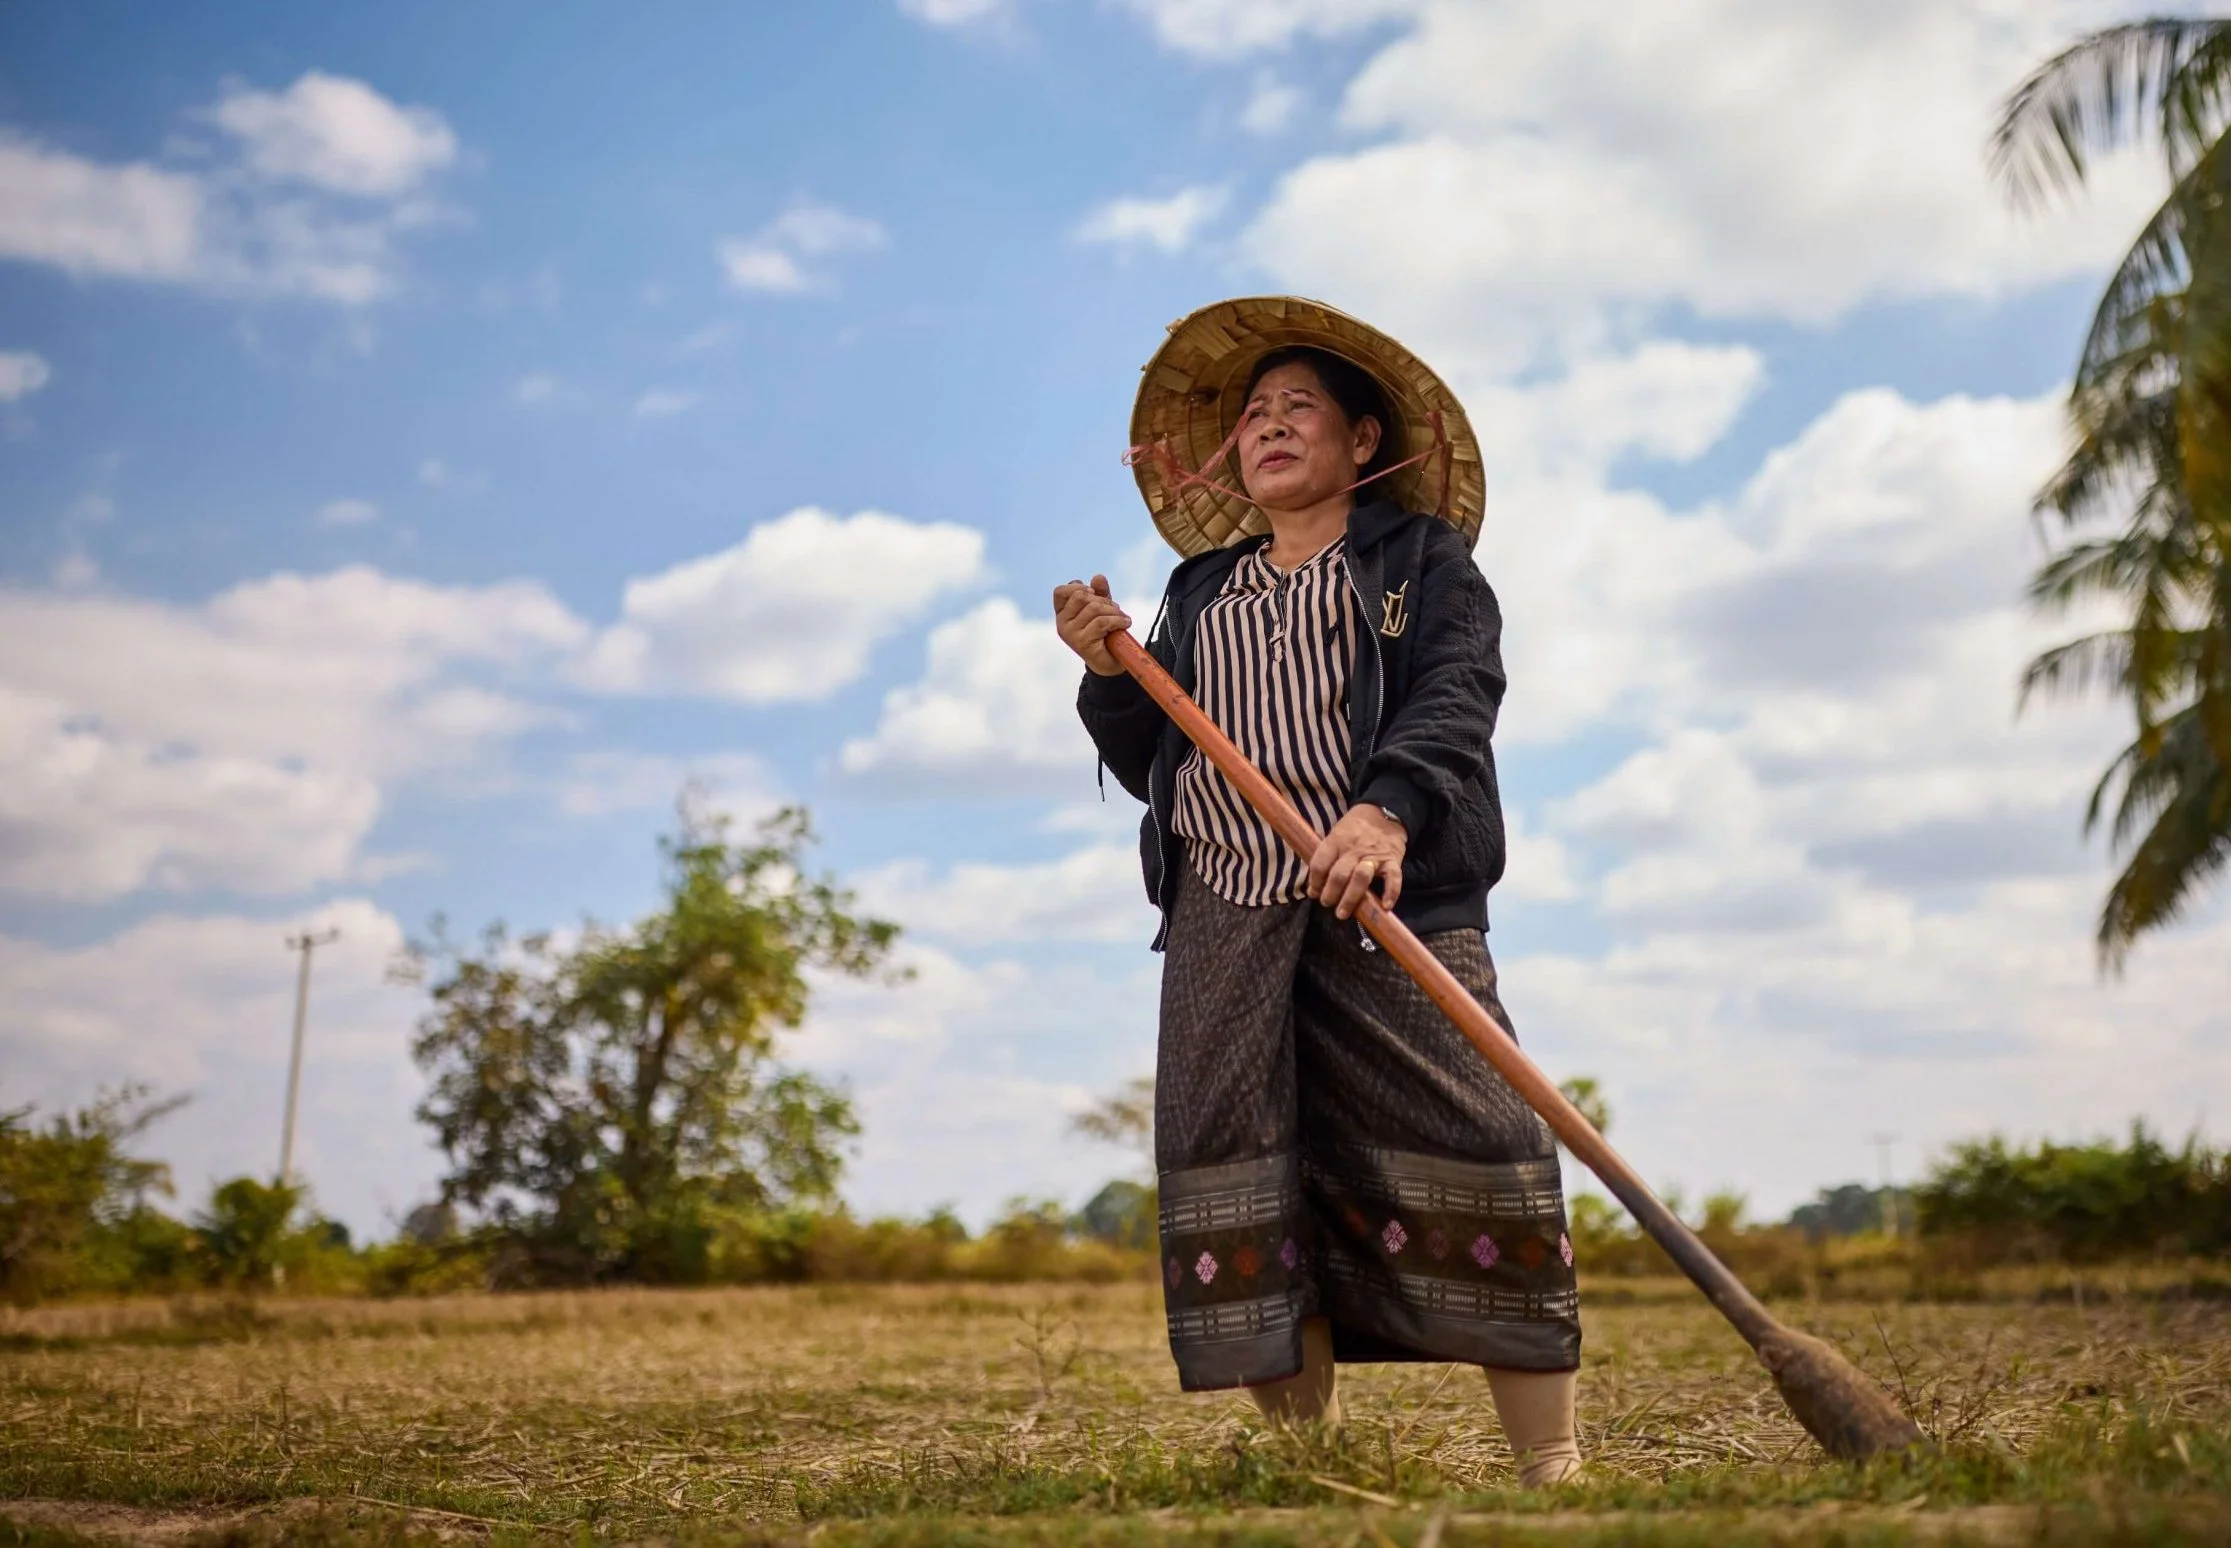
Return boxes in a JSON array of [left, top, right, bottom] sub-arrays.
[[1357, 859, 1377, 877]]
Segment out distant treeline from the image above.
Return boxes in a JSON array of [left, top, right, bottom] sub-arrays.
[[7, 812, 2221, 1304], [0, 1088, 1154, 1303], [4, 1083, 2224, 1305], [1569, 1123, 2231, 1298], [1917, 1126, 2231, 1261]]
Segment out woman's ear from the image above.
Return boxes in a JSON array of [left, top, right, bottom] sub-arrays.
[[1352, 415, 1384, 469]]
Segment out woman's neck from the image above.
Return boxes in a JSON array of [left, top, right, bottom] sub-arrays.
[[1262, 492, 1353, 570]]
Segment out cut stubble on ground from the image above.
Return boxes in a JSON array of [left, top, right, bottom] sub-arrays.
[[1, 1283, 2227, 1545]]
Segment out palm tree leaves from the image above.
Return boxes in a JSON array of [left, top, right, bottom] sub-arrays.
[[2018, 629, 2135, 706], [1991, 18, 2231, 204], [1996, 16, 2231, 966], [2075, 176, 2190, 382], [2089, 701, 2231, 962]]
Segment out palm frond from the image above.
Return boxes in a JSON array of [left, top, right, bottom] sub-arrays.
[[2108, 704, 2196, 849], [1992, 18, 2231, 205], [2071, 135, 2231, 391], [2160, 22, 2231, 173], [2127, 586, 2208, 722], [2028, 535, 2169, 612], [2084, 734, 2149, 833], [2008, 24, 2231, 969], [2022, 625, 2204, 729], [2073, 190, 2190, 382], [2095, 705, 2231, 968], [2021, 630, 2135, 708], [2036, 386, 2181, 529]]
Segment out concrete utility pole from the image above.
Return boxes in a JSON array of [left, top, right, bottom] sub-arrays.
[[1870, 1131, 1899, 1238], [278, 927, 340, 1187]]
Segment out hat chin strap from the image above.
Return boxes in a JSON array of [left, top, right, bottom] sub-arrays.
[[1125, 409, 1452, 525]]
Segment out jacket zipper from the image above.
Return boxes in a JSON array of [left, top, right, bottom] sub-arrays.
[[1345, 559, 1387, 950], [1345, 561, 1385, 775], [1144, 586, 1181, 938]]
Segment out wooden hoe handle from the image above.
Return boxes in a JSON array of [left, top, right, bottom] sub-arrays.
[[1105, 628, 1781, 1352]]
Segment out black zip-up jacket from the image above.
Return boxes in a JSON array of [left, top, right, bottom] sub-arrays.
[[1076, 499, 1508, 950]]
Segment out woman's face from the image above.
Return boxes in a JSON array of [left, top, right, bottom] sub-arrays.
[[1237, 361, 1382, 512]]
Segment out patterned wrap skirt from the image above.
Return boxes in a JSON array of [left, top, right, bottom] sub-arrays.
[[1155, 867, 1582, 1391]]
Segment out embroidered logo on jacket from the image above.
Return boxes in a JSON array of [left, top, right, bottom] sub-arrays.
[[1381, 582, 1410, 639]]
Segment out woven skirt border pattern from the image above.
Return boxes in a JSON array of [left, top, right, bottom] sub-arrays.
[[1157, 1152, 1315, 1390]]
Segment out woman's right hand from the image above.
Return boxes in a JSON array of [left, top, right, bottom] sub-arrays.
[[1053, 574, 1132, 676]]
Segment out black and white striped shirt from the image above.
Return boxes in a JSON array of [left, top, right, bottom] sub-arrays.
[[1173, 538, 1359, 905]]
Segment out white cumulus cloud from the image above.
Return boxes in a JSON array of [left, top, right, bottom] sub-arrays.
[[0, 134, 207, 284], [0, 567, 586, 901], [840, 596, 1097, 789], [576, 507, 988, 702], [0, 72, 459, 305], [0, 685, 381, 903], [1226, 1, 2163, 376], [1074, 184, 1229, 255], [0, 349, 53, 401], [1116, 0, 1411, 55], [551, 749, 781, 822], [719, 199, 887, 295], [856, 843, 1154, 948], [211, 71, 458, 197], [792, 941, 1159, 1224], [1451, 375, 2231, 1217], [1241, 73, 1306, 136], [0, 898, 437, 1236], [1471, 341, 1768, 480]]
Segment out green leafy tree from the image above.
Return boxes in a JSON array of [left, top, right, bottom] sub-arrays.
[[1788, 1183, 1914, 1241], [194, 1176, 305, 1287], [0, 1087, 181, 1304], [1069, 1076, 1154, 1170], [1073, 1179, 1155, 1249], [400, 804, 899, 1282], [1697, 1190, 1749, 1236], [1994, 19, 2231, 963], [1915, 1122, 2230, 1261], [1556, 1076, 1611, 1137], [1553, 1076, 1611, 1213], [1070, 1078, 1157, 1252]]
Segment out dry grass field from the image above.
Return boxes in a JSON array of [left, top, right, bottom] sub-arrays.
[[2, 1282, 2228, 1546]]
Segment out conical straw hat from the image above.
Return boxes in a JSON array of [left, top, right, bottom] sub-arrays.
[[1129, 295, 1484, 558]]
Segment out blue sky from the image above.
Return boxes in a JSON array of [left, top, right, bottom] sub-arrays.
[[4, 0, 2225, 1239]]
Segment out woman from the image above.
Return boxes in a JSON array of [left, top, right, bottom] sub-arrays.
[[1052, 298, 1583, 1487]]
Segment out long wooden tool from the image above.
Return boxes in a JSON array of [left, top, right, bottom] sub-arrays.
[[1106, 628, 1923, 1461]]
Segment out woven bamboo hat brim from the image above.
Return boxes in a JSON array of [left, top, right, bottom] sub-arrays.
[[1129, 295, 1484, 558]]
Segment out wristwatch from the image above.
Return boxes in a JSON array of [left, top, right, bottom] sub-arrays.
[[1377, 805, 1406, 831]]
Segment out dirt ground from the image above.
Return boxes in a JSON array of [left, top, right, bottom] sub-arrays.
[[3, 1282, 2226, 1545]]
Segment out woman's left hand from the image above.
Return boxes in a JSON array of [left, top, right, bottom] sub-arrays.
[[1309, 806, 1406, 919]]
